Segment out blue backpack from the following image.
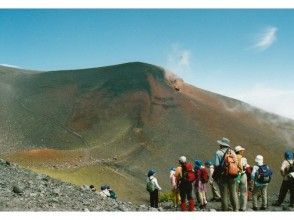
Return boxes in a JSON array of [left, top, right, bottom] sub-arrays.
[[256, 164, 272, 184]]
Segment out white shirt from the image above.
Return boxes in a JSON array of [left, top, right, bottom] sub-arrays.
[[281, 159, 294, 181], [99, 189, 110, 198], [149, 175, 162, 191]]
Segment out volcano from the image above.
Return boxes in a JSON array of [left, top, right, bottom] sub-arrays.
[[1, 62, 293, 203]]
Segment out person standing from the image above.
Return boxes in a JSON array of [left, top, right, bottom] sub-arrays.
[[213, 137, 239, 211], [194, 160, 209, 210], [273, 151, 294, 207], [175, 156, 196, 211], [170, 167, 180, 208], [245, 163, 253, 201], [147, 169, 162, 208], [235, 145, 248, 211], [251, 155, 272, 211], [205, 160, 221, 202]]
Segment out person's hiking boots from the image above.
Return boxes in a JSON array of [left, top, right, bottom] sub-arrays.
[[180, 202, 187, 211], [180, 200, 196, 211], [200, 204, 207, 210], [210, 197, 221, 202], [188, 199, 195, 211], [272, 201, 282, 207]]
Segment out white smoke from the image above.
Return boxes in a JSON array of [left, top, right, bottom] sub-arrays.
[[166, 44, 192, 79]]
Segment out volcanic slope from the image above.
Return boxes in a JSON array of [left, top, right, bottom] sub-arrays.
[[1, 62, 293, 204]]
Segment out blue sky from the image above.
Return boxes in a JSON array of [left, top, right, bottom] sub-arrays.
[[1, 10, 294, 119]]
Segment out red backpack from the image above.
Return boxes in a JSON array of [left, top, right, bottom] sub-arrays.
[[181, 163, 196, 183], [200, 167, 209, 183]]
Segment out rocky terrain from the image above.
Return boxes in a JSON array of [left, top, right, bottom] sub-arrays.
[[0, 158, 293, 212], [0, 158, 141, 211]]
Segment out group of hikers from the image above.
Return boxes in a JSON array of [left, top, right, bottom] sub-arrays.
[[146, 137, 294, 211]]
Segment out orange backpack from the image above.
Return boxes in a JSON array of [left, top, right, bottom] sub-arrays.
[[223, 148, 239, 177]]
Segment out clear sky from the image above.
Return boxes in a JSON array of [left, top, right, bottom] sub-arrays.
[[1, 10, 294, 119]]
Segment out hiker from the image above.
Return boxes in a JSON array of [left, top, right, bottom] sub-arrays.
[[99, 185, 111, 198], [99, 185, 117, 199], [251, 155, 272, 211], [146, 169, 162, 208], [235, 145, 248, 211], [90, 184, 96, 192], [175, 156, 196, 211], [245, 163, 253, 201], [273, 150, 294, 207], [194, 160, 208, 210], [213, 137, 239, 211], [205, 160, 221, 202], [170, 167, 180, 208]]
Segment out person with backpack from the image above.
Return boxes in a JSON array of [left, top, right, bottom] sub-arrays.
[[205, 160, 221, 202], [99, 185, 111, 198], [213, 137, 239, 211], [251, 155, 272, 211], [175, 156, 196, 211], [245, 163, 253, 201], [194, 160, 208, 210], [273, 150, 294, 207], [146, 169, 162, 208], [170, 167, 180, 208], [235, 145, 248, 211]]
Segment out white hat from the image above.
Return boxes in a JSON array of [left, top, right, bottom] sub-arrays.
[[179, 156, 187, 164], [255, 155, 263, 164], [235, 145, 245, 152]]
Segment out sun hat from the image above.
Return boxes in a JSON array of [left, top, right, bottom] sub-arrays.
[[284, 150, 293, 160], [235, 145, 245, 152], [148, 169, 156, 177], [205, 160, 212, 166], [217, 137, 230, 147], [179, 156, 187, 164], [100, 185, 107, 190], [194, 160, 202, 168], [255, 155, 263, 165]]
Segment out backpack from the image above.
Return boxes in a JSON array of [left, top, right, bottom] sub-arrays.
[[245, 165, 253, 181], [146, 178, 156, 192], [223, 148, 239, 178], [109, 190, 117, 199], [181, 163, 196, 183], [256, 164, 272, 184], [200, 167, 209, 183]]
